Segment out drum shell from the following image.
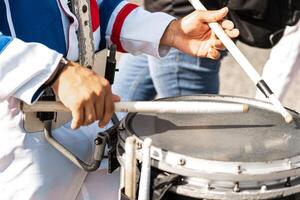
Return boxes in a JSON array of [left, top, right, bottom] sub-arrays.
[[117, 95, 300, 200]]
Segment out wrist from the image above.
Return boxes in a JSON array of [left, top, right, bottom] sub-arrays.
[[160, 19, 177, 47], [46, 57, 68, 92]]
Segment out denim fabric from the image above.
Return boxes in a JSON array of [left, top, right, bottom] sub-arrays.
[[113, 48, 222, 101]]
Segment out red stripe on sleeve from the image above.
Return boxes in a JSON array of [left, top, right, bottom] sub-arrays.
[[111, 3, 138, 52], [90, 0, 100, 32]]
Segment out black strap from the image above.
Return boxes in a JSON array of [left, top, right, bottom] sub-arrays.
[[120, 188, 134, 200], [43, 58, 67, 88], [152, 174, 182, 200], [36, 87, 56, 122]]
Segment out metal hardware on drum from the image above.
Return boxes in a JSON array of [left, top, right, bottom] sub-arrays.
[[233, 182, 240, 193], [105, 44, 117, 84], [138, 138, 152, 200], [286, 177, 292, 187], [260, 185, 267, 192], [188, 0, 293, 124], [116, 95, 300, 200], [177, 158, 186, 166], [44, 120, 107, 171], [20, 101, 249, 114], [125, 136, 137, 199]]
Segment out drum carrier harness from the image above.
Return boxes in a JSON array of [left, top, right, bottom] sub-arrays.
[[34, 0, 120, 172]]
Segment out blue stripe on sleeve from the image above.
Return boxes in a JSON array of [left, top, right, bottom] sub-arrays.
[[9, 1, 67, 55], [99, 0, 123, 49], [0, 33, 12, 53], [0, 0, 11, 36]]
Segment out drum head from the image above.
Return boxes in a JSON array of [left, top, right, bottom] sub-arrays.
[[125, 95, 300, 162]]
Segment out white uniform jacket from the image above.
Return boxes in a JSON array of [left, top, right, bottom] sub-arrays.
[[0, 0, 174, 199]]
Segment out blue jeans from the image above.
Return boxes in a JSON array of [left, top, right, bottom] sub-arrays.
[[112, 48, 222, 101]]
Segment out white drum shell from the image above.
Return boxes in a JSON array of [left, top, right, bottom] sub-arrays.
[[117, 95, 300, 199]]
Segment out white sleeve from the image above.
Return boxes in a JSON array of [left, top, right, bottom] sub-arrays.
[[120, 8, 175, 57], [100, 1, 175, 57], [0, 36, 62, 104]]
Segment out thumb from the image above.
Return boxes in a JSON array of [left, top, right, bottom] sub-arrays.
[[112, 94, 121, 102], [199, 7, 228, 23]]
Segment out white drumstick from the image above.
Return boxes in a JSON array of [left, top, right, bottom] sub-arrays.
[[125, 137, 137, 199], [188, 0, 293, 123], [20, 101, 249, 114], [138, 138, 152, 200]]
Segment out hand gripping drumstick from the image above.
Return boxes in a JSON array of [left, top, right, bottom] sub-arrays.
[[188, 0, 293, 123], [138, 138, 152, 200], [125, 137, 137, 199], [20, 101, 249, 114]]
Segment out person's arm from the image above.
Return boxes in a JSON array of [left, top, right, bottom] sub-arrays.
[[98, 0, 175, 57], [160, 8, 239, 59], [0, 30, 116, 129], [98, 0, 238, 58], [0, 32, 63, 104], [53, 1, 239, 130], [0, 1, 238, 130]]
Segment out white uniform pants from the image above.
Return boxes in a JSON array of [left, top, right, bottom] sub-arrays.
[[0, 98, 120, 200]]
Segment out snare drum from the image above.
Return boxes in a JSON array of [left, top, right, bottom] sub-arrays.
[[117, 95, 300, 200]]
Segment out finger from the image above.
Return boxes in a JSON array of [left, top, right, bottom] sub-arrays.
[[83, 101, 96, 126], [94, 88, 105, 120], [207, 47, 220, 60], [71, 105, 84, 129], [112, 94, 121, 102], [99, 90, 114, 128], [221, 20, 234, 30], [213, 39, 225, 50], [95, 95, 104, 121], [225, 28, 240, 38], [199, 7, 228, 23]]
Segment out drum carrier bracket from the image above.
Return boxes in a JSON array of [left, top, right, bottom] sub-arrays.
[[34, 0, 120, 172]]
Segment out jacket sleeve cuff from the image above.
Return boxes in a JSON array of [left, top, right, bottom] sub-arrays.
[[122, 9, 175, 58], [0, 38, 62, 104], [104, 3, 175, 58]]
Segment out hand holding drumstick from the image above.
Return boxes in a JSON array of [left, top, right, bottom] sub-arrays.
[[187, 0, 293, 123]]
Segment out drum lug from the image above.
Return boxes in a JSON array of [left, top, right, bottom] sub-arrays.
[[206, 184, 213, 191], [136, 142, 142, 150], [233, 182, 240, 192], [285, 177, 292, 187], [260, 185, 267, 192], [237, 165, 242, 174], [177, 158, 186, 166]]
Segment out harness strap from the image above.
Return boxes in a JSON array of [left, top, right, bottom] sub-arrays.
[[152, 173, 182, 200]]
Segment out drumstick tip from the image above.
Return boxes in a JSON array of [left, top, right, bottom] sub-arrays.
[[268, 95, 293, 124], [285, 114, 294, 124], [243, 104, 249, 113]]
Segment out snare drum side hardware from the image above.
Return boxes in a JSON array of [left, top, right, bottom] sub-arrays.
[[106, 117, 122, 173], [44, 120, 108, 171]]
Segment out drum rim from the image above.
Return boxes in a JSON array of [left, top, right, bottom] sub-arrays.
[[118, 95, 300, 182], [170, 179, 300, 200]]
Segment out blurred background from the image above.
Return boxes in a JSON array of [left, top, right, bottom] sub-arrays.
[[129, 0, 300, 112], [95, 0, 300, 113], [219, 41, 300, 112]]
